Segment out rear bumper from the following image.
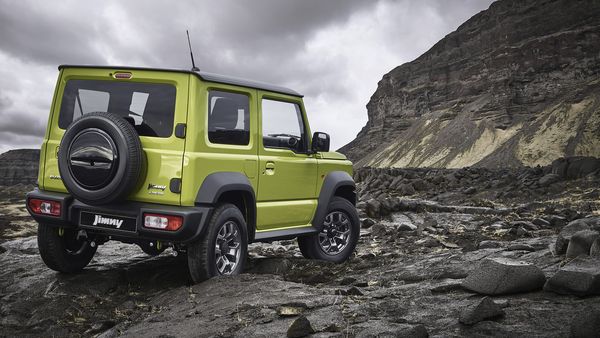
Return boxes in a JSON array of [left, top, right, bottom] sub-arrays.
[[26, 188, 211, 244]]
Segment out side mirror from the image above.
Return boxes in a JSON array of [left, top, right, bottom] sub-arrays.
[[311, 132, 330, 152]]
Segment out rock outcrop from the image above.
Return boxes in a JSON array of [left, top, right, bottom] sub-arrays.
[[462, 257, 546, 295], [340, 0, 600, 168], [0, 149, 39, 186], [544, 256, 600, 296]]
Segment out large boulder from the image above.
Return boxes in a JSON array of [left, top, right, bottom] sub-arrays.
[[555, 220, 592, 255], [365, 199, 382, 218], [398, 183, 416, 196], [551, 157, 600, 179], [361, 218, 376, 229], [462, 257, 546, 295], [411, 178, 428, 191], [287, 315, 314, 338], [459, 297, 504, 325], [544, 256, 600, 296], [565, 230, 599, 259]]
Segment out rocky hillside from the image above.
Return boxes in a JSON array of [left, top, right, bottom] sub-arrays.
[[340, 0, 600, 168], [0, 149, 39, 186]]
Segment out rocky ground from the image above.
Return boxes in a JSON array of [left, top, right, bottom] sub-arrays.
[[1, 161, 600, 337]]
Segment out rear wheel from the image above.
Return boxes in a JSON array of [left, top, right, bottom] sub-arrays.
[[187, 204, 248, 283], [298, 197, 359, 263], [37, 223, 97, 273]]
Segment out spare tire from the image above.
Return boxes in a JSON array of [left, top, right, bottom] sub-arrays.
[[58, 112, 143, 205]]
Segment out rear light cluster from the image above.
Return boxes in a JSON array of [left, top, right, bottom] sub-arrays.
[[143, 213, 183, 231], [28, 199, 61, 216]]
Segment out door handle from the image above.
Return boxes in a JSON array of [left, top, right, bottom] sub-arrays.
[[264, 161, 275, 175]]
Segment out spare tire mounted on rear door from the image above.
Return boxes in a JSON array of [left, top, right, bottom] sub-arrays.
[[58, 112, 144, 205]]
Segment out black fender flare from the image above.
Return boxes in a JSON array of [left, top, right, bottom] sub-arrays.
[[195, 172, 257, 242], [312, 171, 356, 231]]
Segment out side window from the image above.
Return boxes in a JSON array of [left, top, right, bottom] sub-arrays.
[[261, 99, 306, 152], [208, 90, 250, 146]]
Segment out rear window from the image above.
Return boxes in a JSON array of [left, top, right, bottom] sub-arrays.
[[58, 80, 176, 137]]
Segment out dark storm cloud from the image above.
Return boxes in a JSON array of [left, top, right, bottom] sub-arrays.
[[0, 110, 46, 137], [0, 2, 106, 65], [0, 0, 494, 153], [0, 95, 45, 137]]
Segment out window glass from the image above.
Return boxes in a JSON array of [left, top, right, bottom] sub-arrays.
[[208, 90, 250, 145], [59, 80, 176, 137], [261, 99, 305, 151], [76, 90, 109, 117]]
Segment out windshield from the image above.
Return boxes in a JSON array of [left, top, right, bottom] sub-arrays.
[[58, 79, 176, 137]]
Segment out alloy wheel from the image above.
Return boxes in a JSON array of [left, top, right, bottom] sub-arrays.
[[214, 220, 242, 274], [318, 211, 351, 255]]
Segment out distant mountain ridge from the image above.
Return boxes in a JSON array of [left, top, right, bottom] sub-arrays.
[[339, 0, 600, 168], [0, 149, 39, 186]]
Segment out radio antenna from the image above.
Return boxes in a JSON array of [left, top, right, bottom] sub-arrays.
[[186, 30, 200, 72]]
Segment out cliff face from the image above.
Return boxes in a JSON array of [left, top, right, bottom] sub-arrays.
[[0, 149, 39, 186], [339, 0, 600, 168]]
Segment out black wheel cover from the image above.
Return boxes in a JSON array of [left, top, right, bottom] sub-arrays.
[[58, 112, 144, 205]]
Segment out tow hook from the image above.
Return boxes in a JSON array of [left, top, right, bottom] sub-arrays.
[[156, 241, 162, 251], [76, 230, 88, 240], [58, 227, 64, 237]]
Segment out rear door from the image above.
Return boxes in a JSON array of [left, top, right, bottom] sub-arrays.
[[256, 92, 318, 231], [43, 67, 188, 206]]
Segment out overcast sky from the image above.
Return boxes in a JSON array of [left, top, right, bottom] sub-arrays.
[[0, 0, 494, 153]]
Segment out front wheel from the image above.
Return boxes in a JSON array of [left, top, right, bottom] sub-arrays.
[[187, 204, 248, 283], [37, 223, 97, 273], [298, 197, 360, 263]]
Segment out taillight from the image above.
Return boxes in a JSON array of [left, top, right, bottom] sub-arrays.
[[143, 213, 183, 231], [28, 199, 61, 216]]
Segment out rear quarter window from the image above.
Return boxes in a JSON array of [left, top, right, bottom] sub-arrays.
[[207, 90, 250, 146], [58, 80, 176, 138]]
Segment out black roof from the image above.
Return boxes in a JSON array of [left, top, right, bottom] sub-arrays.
[[58, 65, 303, 97]]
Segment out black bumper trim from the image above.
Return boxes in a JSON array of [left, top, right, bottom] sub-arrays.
[[26, 188, 212, 244]]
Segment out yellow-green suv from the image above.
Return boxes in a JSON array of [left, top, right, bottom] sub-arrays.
[[26, 65, 359, 282]]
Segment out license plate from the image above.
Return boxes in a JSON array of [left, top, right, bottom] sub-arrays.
[[80, 211, 137, 232]]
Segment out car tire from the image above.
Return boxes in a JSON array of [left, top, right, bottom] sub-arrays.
[[138, 242, 165, 256], [298, 239, 313, 259], [187, 204, 248, 283], [58, 111, 144, 205], [297, 197, 359, 263], [37, 223, 97, 273]]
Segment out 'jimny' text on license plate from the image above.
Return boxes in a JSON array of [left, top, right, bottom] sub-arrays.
[[80, 211, 137, 232]]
